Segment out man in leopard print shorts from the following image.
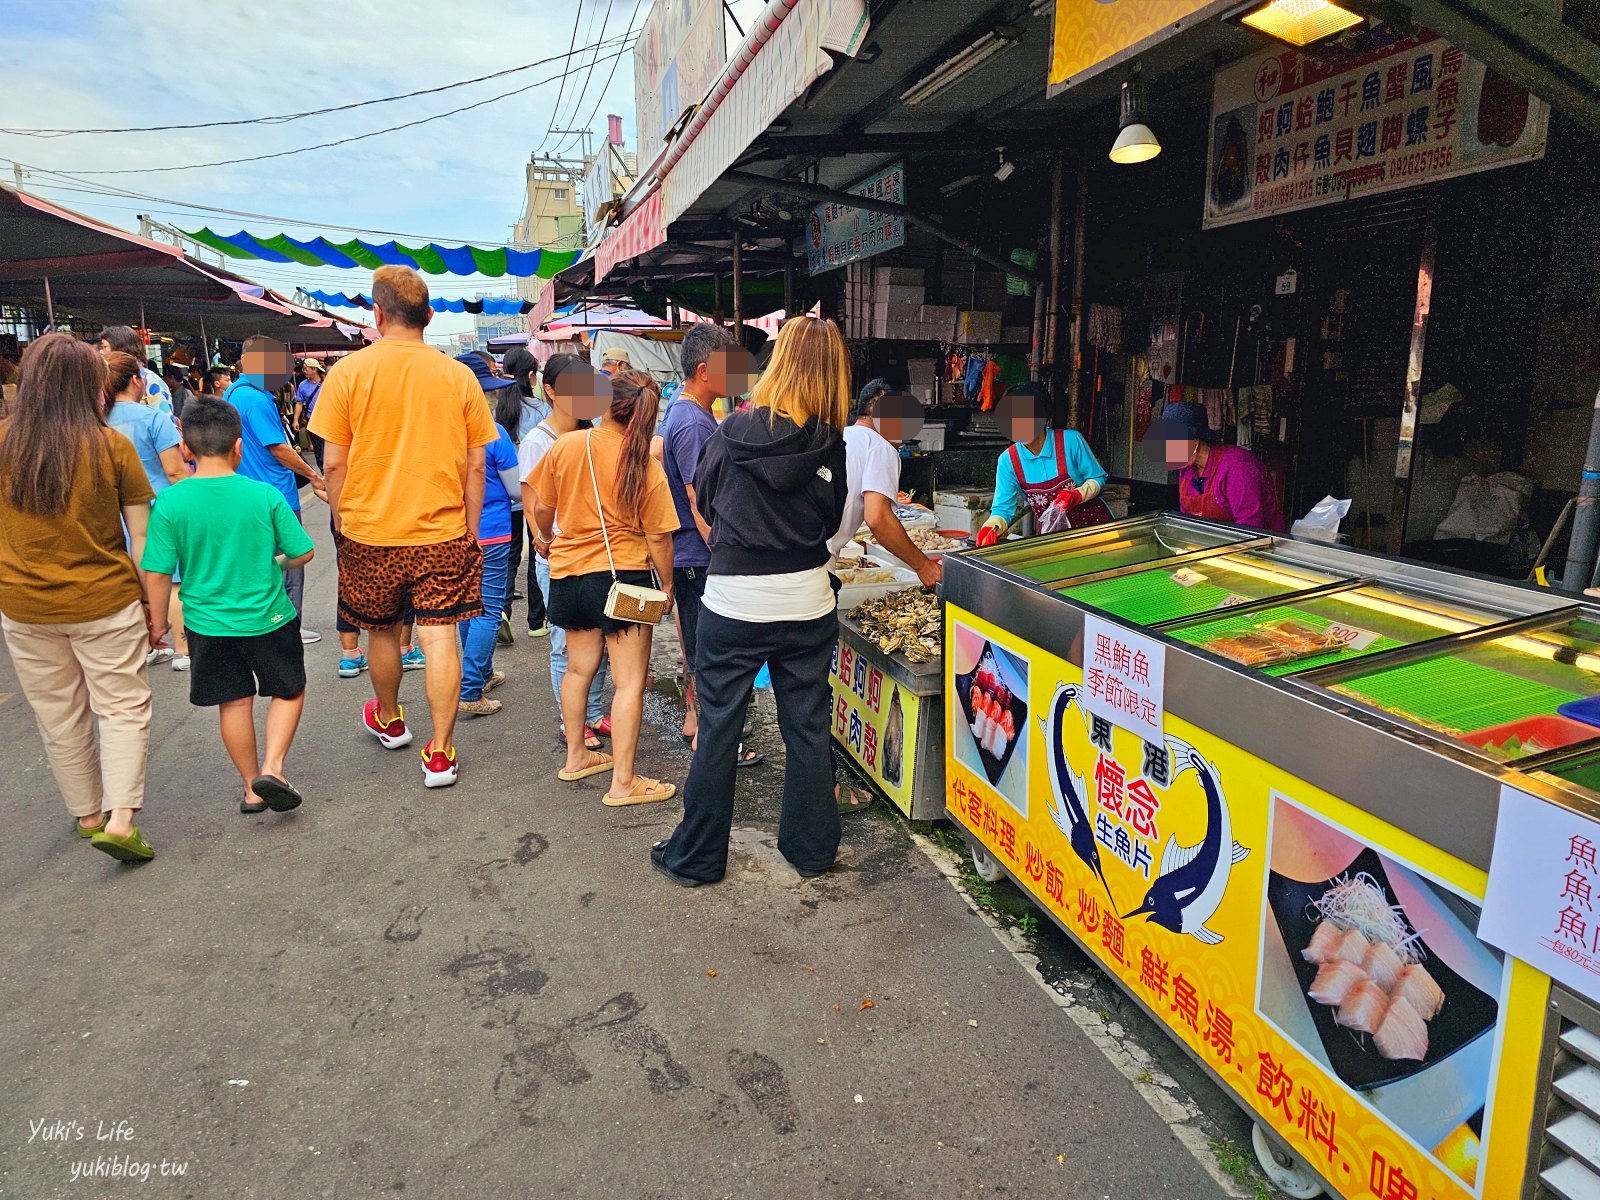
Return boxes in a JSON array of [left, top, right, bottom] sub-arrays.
[[309, 266, 499, 788]]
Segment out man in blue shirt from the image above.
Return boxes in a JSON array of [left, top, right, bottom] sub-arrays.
[[225, 335, 327, 643], [661, 324, 758, 767]]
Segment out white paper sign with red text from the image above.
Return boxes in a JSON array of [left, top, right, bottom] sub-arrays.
[[1082, 616, 1165, 744], [1481, 784, 1600, 1006]]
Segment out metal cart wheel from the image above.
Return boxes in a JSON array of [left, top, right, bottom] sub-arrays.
[[970, 839, 1003, 882], [1250, 1124, 1324, 1199]]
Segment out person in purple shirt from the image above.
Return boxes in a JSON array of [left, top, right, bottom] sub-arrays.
[[661, 324, 760, 767], [1160, 400, 1286, 532]]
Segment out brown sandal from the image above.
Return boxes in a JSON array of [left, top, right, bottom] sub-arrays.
[[558, 754, 614, 782], [603, 776, 677, 807]]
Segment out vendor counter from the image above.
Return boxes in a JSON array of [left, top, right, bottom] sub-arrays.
[[941, 513, 1600, 1200]]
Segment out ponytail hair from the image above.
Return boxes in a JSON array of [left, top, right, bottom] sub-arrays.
[[103, 351, 143, 413], [608, 369, 661, 523]]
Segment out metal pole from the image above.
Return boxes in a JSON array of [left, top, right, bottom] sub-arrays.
[[732, 238, 744, 333], [43, 276, 54, 328], [713, 272, 724, 326], [783, 262, 795, 318], [1565, 382, 1600, 589], [1388, 214, 1437, 556], [1045, 151, 1066, 380], [200, 315, 209, 366], [1065, 149, 1089, 431]]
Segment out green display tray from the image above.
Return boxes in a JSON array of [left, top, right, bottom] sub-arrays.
[[1062, 566, 1268, 626], [1169, 605, 1406, 677], [1549, 754, 1600, 795], [1335, 656, 1586, 734], [1014, 543, 1169, 584]]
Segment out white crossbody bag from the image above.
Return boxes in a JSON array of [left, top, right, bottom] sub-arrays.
[[586, 431, 669, 625]]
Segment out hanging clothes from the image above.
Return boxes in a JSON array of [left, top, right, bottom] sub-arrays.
[[979, 359, 1003, 412]]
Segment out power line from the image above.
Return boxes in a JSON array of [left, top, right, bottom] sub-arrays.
[[535, 0, 587, 159], [0, 35, 633, 138], [6, 171, 532, 247], [566, 0, 645, 158], [552, 0, 616, 158], [40, 44, 630, 176]]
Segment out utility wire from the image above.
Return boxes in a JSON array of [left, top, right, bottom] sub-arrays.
[[553, 0, 616, 159], [5, 169, 537, 247], [39, 45, 630, 176], [0, 35, 633, 138], [534, 0, 588, 159], [565, 0, 644, 159]]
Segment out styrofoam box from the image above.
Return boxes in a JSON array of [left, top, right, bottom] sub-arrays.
[[1001, 326, 1032, 345], [917, 423, 946, 452], [918, 304, 957, 325], [935, 503, 983, 536], [872, 301, 920, 322], [873, 284, 926, 305], [934, 487, 996, 511], [874, 267, 925, 287], [957, 312, 1003, 344], [907, 359, 938, 384]]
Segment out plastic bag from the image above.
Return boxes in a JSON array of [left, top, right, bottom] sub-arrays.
[[1434, 472, 1532, 545], [1290, 495, 1352, 543]]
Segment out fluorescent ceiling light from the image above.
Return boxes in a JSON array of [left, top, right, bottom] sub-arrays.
[[900, 31, 1018, 107], [1241, 0, 1363, 46]]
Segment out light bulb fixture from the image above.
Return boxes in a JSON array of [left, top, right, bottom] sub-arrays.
[[1109, 76, 1161, 165], [1240, 0, 1363, 47], [994, 150, 1016, 182]]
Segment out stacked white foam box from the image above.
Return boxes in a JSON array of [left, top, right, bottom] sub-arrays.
[[956, 311, 1004, 345], [871, 267, 930, 341]]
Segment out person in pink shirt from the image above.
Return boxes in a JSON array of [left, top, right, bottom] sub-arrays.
[[1159, 400, 1286, 532]]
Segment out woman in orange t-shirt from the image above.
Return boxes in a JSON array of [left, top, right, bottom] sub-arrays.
[[532, 369, 679, 806]]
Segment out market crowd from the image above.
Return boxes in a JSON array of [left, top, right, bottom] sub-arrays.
[[0, 264, 961, 885]]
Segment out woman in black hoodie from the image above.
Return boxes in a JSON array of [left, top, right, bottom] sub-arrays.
[[652, 317, 850, 886]]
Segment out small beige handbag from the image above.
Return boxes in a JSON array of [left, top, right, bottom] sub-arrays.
[[586, 431, 669, 625]]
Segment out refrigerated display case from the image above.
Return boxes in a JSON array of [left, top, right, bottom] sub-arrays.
[[942, 514, 1600, 1200]]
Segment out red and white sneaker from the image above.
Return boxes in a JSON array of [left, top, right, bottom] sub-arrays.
[[363, 699, 414, 749], [420, 742, 458, 789]]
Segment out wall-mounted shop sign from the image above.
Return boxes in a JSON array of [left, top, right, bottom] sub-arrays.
[[635, 0, 728, 170], [1049, 0, 1227, 98], [805, 161, 905, 276], [1205, 29, 1550, 229]]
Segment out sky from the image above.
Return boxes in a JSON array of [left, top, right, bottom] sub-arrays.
[[0, 0, 768, 341]]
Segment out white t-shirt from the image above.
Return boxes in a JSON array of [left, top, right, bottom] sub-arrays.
[[519, 422, 562, 534], [703, 567, 837, 624], [827, 422, 903, 554]]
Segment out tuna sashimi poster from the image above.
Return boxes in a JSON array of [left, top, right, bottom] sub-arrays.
[[945, 605, 1548, 1199], [1204, 25, 1550, 229]]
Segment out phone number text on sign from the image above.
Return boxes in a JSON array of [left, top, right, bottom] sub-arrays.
[[1082, 615, 1165, 743]]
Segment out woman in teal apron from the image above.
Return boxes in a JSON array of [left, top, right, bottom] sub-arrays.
[[977, 382, 1111, 546]]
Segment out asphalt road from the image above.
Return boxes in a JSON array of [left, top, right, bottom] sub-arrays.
[[0, 502, 1232, 1200]]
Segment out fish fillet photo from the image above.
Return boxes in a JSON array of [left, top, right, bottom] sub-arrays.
[[950, 623, 1030, 815], [1256, 795, 1507, 1190]]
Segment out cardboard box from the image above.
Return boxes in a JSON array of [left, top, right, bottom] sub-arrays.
[[874, 266, 925, 287]]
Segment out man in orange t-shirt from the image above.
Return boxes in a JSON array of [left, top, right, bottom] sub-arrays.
[[309, 265, 497, 789]]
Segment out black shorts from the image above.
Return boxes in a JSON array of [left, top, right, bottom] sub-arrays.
[[673, 566, 708, 672], [548, 569, 654, 637], [186, 622, 307, 707]]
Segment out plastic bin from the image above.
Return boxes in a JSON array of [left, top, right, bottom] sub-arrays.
[[1558, 696, 1600, 729], [1459, 714, 1599, 760]]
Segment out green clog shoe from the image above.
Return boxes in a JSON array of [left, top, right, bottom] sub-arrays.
[[89, 825, 155, 862], [75, 817, 108, 839]]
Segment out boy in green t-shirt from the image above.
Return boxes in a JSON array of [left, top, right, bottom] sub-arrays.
[[143, 398, 317, 815]]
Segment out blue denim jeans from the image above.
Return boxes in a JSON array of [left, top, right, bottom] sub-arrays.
[[536, 554, 607, 724], [458, 539, 510, 701]]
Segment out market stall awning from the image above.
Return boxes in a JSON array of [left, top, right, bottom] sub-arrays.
[[304, 290, 532, 316], [593, 188, 666, 284], [182, 227, 586, 279], [0, 186, 371, 345]]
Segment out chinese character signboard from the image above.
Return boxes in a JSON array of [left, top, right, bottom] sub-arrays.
[[829, 633, 922, 816], [1083, 615, 1165, 744], [805, 161, 905, 277], [945, 603, 1548, 1199], [635, 0, 728, 169], [1204, 29, 1549, 229], [1481, 784, 1600, 1006]]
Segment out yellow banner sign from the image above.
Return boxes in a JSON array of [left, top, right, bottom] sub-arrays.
[[946, 605, 1546, 1198], [1050, 0, 1219, 93], [830, 635, 921, 816]]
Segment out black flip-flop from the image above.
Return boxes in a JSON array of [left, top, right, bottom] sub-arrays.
[[240, 798, 268, 814], [249, 775, 303, 813], [735, 742, 764, 769]]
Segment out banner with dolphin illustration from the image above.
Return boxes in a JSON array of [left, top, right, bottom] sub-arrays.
[[944, 603, 1548, 1200]]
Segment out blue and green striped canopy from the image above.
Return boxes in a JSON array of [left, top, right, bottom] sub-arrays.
[[185, 228, 585, 279]]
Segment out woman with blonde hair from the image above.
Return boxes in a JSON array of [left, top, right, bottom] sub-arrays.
[[652, 317, 850, 886]]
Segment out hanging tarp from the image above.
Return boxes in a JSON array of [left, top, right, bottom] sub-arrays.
[[183, 227, 586, 279], [304, 290, 531, 315]]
